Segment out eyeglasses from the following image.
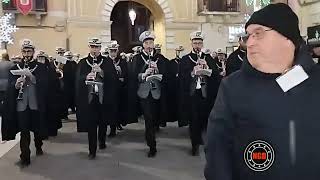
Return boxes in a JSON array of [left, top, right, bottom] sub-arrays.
[[242, 28, 273, 43], [22, 50, 33, 53], [192, 42, 203, 45], [109, 49, 118, 53], [89, 45, 101, 48]]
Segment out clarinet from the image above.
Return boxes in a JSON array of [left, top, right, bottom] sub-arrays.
[[221, 58, 226, 77], [17, 60, 28, 100], [147, 51, 157, 90], [90, 54, 98, 94], [54, 60, 64, 79]]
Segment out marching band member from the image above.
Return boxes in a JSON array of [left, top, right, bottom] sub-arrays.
[[2, 39, 49, 167], [127, 45, 143, 125], [75, 37, 117, 159], [179, 31, 220, 156], [63, 51, 77, 114], [106, 41, 128, 137], [226, 34, 247, 76], [131, 31, 168, 157], [36, 50, 62, 137], [56, 47, 66, 56], [215, 48, 227, 77], [166, 45, 185, 125]]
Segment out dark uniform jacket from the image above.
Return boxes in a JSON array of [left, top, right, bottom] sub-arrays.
[[205, 45, 320, 180]]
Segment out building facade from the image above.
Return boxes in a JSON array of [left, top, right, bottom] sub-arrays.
[[0, 0, 319, 58]]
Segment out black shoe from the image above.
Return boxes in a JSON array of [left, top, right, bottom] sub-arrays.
[[17, 159, 30, 168], [191, 146, 199, 156], [147, 148, 157, 158], [99, 144, 106, 150], [88, 153, 96, 160], [117, 125, 123, 131], [36, 149, 44, 156]]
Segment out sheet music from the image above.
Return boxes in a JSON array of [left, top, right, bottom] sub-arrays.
[[85, 81, 103, 86], [146, 74, 163, 82], [195, 69, 212, 76], [10, 69, 31, 76], [55, 56, 68, 64]]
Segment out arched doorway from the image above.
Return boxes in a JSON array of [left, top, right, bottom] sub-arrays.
[[101, 0, 173, 56], [111, 1, 153, 53]]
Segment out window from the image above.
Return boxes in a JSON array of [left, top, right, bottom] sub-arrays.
[[198, 0, 239, 13], [2, 0, 47, 12]]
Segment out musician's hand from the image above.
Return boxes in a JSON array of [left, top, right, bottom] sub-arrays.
[[149, 61, 157, 69], [93, 66, 102, 74], [194, 65, 202, 72], [145, 68, 154, 76], [115, 66, 122, 74], [25, 70, 33, 77], [15, 77, 25, 89], [153, 67, 159, 74], [86, 72, 96, 80], [192, 65, 201, 77], [220, 71, 226, 77], [198, 59, 208, 68]]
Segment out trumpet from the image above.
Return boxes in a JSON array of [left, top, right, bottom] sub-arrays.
[[196, 50, 206, 85], [88, 55, 100, 95]]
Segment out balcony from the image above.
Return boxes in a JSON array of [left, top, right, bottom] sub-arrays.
[[2, 0, 47, 14], [2, 0, 47, 25], [198, 0, 240, 15]]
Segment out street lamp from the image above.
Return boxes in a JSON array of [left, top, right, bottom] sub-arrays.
[[129, 9, 136, 26]]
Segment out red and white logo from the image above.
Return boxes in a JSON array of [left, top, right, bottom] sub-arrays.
[[244, 140, 275, 172], [15, 0, 33, 15]]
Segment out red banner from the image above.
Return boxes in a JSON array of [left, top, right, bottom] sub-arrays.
[[15, 0, 33, 15]]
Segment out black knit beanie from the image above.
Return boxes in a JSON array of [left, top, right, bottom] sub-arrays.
[[245, 3, 302, 48]]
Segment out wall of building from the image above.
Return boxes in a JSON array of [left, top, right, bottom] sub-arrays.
[[6, 0, 67, 56], [297, 1, 320, 37], [4, 0, 320, 59]]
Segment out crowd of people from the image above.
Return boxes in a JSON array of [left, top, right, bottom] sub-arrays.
[[0, 27, 244, 168]]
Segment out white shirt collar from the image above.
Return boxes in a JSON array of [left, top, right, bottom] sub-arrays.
[[192, 50, 202, 57], [89, 53, 100, 58], [143, 49, 154, 57]]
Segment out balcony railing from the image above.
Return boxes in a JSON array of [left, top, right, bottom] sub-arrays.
[[198, 0, 240, 15]]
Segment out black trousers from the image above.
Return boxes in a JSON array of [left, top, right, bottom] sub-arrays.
[[67, 91, 76, 112], [140, 94, 160, 148], [0, 91, 5, 117], [190, 90, 209, 147], [17, 108, 43, 161], [88, 95, 106, 155]]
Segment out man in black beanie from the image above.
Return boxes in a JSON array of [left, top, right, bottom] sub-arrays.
[[205, 3, 320, 180]]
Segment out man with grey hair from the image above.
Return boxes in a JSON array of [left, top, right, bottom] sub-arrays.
[[205, 3, 320, 180]]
